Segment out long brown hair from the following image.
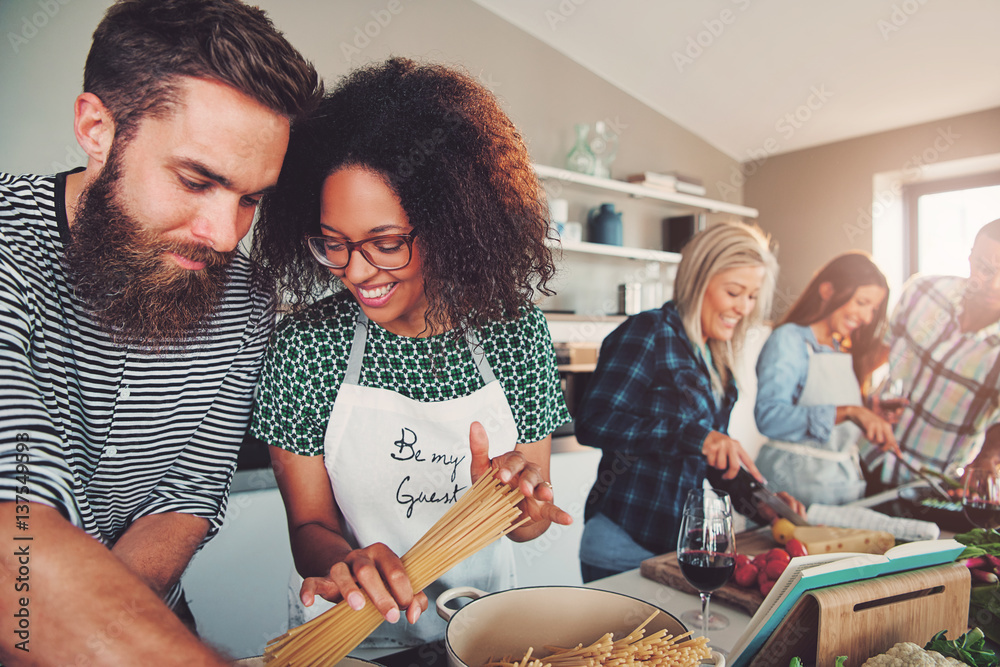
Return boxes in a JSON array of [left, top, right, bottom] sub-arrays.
[[779, 251, 889, 390]]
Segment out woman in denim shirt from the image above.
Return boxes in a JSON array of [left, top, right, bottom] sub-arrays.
[[754, 252, 898, 506]]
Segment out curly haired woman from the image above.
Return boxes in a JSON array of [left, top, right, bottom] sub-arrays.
[[249, 58, 572, 649]]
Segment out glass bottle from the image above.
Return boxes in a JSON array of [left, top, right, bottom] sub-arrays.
[[565, 123, 596, 175], [590, 120, 619, 179]]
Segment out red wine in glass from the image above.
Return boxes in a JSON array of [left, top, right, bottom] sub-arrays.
[[677, 488, 735, 635], [964, 502, 1000, 529], [678, 550, 735, 591], [879, 397, 908, 411], [963, 467, 1000, 529]]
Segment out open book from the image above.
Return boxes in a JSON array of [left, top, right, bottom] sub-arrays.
[[728, 538, 965, 667]]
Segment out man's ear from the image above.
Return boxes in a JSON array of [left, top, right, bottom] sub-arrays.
[[73, 93, 115, 168], [818, 281, 835, 303]]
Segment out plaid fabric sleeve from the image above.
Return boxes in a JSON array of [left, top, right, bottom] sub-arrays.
[[574, 309, 715, 459]]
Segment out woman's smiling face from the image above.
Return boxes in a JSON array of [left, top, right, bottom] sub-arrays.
[[699, 265, 766, 343], [319, 167, 429, 337], [824, 284, 887, 340]]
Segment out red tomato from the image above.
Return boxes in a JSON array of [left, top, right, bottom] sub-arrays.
[[733, 563, 758, 588], [785, 538, 808, 558], [765, 548, 791, 564], [760, 579, 776, 596], [765, 558, 788, 579], [752, 553, 770, 570], [734, 553, 752, 568], [757, 567, 771, 587]]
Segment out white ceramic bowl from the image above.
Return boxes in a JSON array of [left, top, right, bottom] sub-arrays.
[[436, 585, 725, 667]]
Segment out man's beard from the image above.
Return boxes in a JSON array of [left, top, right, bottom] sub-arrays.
[[65, 150, 235, 348]]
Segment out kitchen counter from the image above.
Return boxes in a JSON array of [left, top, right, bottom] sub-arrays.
[[350, 569, 749, 665], [350, 485, 963, 666]]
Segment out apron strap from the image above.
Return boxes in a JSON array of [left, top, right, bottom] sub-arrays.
[[465, 328, 498, 384], [344, 309, 497, 386], [344, 311, 370, 385], [765, 439, 860, 463]]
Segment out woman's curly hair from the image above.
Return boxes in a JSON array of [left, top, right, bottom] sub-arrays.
[[252, 57, 556, 337]]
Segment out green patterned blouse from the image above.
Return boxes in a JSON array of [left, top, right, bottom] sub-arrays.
[[251, 291, 571, 455]]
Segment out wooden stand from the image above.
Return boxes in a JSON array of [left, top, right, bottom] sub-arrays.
[[748, 563, 970, 667]]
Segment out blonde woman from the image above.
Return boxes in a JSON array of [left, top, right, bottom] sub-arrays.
[[575, 221, 805, 582]]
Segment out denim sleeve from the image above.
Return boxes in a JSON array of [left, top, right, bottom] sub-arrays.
[[754, 325, 835, 442]]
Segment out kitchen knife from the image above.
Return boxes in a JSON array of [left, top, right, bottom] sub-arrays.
[[706, 465, 810, 526], [751, 484, 811, 526]]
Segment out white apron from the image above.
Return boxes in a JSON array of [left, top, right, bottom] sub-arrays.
[[287, 312, 519, 649], [755, 346, 867, 506]]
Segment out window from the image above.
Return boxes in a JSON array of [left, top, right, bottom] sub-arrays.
[[903, 171, 1000, 278]]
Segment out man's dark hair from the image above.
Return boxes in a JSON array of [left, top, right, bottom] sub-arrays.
[[84, 0, 322, 143], [253, 57, 556, 338]]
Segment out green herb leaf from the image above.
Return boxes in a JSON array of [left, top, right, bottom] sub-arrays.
[[924, 627, 999, 667]]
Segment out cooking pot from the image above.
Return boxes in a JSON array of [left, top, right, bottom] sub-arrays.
[[886, 485, 973, 533], [233, 656, 382, 666], [436, 585, 725, 666]]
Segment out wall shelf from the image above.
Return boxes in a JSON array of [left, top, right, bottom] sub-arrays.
[[534, 163, 758, 218], [548, 238, 681, 263]]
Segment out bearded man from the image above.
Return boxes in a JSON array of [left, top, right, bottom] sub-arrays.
[[0, 0, 320, 664]]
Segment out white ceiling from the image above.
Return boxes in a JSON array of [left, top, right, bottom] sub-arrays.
[[472, 0, 1000, 160]]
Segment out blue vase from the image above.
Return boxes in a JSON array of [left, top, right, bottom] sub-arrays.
[[587, 203, 623, 245]]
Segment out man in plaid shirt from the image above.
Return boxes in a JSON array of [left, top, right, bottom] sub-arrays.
[[864, 218, 1000, 484]]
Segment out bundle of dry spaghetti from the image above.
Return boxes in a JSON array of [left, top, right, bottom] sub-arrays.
[[264, 471, 528, 666], [484, 611, 712, 667]]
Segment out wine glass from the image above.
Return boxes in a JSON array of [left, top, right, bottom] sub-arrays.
[[874, 374, 907, 418], [963, 466, 1000, 529], [873, 374, 909, 424], [676, 487, 736, 636]]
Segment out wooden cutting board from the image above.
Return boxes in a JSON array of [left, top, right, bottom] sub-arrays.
[[639, 529, 775, 616]]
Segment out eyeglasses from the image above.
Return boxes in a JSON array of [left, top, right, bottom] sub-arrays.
[[305, 232, 417, 270]]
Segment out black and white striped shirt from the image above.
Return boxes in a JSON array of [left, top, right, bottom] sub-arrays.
[[0, 172, 276, 605]]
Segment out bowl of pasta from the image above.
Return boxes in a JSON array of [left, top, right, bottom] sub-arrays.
[[435, 585, 723, 667]]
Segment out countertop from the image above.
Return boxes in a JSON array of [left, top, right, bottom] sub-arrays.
[[353, 483, 960, 666], [353, 570, 748, 664]]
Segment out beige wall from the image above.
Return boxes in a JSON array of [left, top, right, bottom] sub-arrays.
[[0, 0, 743, 316], [1, 0, 741, 201], [743, 106, 1000, 314]]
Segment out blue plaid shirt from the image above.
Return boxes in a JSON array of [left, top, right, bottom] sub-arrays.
[[576, 301, 737, 556]]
